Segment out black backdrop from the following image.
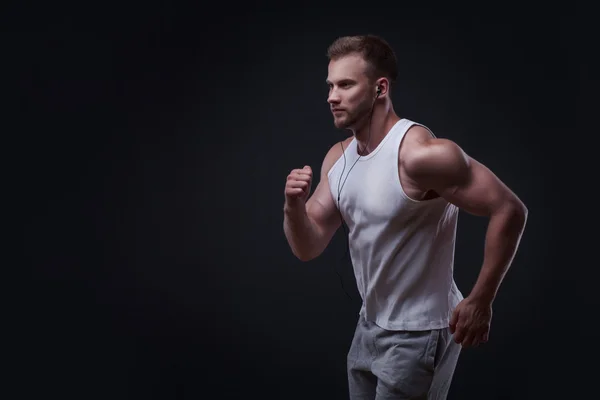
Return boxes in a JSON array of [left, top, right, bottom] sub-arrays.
[[14, 3, 596, 399]]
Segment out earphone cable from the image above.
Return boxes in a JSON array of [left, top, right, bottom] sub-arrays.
[[334, 96, 377, 301]]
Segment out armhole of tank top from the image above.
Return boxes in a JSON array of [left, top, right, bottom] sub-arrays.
[[326, 139, 355, 206], [394, 122, 445, 205], [326, 139, 354, 181]]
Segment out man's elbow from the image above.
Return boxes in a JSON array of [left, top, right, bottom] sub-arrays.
[[295, 250, 320, 262], [297, 254, 315, 262], [506, 197, 528, 229], [290, 247, 319, 262]]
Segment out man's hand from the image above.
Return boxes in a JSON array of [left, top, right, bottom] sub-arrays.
[[284, 166, 313, 206], [449, 297, 492, 348]]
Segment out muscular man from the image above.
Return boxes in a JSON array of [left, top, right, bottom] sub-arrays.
[[283, 35, 528, 400]]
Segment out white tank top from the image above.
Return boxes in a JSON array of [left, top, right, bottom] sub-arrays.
[[327, 118, 464, 331]]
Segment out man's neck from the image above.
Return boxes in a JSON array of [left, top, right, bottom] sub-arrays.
[[353, 107, 401, 156]]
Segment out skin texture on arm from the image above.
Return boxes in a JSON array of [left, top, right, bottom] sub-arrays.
[[403, 127, 528, 347], [283, 140, 348, 261]]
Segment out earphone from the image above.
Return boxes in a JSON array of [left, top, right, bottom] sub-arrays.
[[334, 84, 381, 301]]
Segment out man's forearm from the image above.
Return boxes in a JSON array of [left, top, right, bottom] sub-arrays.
[[283, 205, 322, 261], [469, 201, 528, 304]]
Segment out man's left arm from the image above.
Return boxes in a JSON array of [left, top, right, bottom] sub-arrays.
[[404, 137, 528, 347]]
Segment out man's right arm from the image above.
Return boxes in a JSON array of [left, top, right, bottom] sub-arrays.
[[283, 142, 345, 261]]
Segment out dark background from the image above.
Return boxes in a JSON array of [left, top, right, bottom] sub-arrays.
[[12, 3, 596, 399]]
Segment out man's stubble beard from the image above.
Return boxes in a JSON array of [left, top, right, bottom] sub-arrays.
[[336, 96, 374, 131]]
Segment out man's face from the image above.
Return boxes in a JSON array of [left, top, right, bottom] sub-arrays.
[[326, 53, 374, 130]]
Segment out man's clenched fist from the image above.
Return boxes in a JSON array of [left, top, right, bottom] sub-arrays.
[[285, 165, 313, 204]]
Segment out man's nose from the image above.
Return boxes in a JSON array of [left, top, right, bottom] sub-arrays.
[[328, 90, 340, 104]]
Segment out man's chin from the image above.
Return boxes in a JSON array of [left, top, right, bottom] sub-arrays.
[[334, 118, 353, 130]]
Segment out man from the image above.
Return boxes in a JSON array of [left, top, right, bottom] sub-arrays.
[[283, 34, 528, 400]]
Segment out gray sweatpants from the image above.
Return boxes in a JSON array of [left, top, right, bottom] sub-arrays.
[[347, 314, 461, 400]]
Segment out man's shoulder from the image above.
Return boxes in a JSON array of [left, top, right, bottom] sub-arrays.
[[401, 125, 459, 160], [401, 125, 435, 151], [401, 128, 467, 183]]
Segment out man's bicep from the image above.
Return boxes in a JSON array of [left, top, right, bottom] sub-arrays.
[[440, 157, 517, 217], [306, 178, 341, 238]]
